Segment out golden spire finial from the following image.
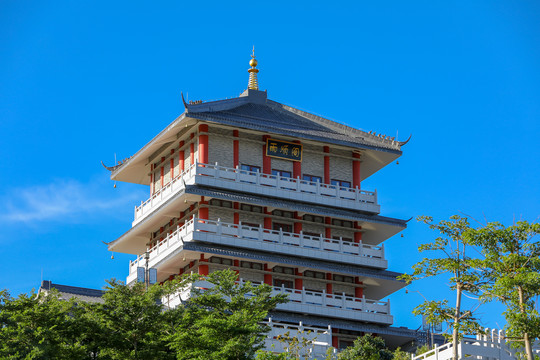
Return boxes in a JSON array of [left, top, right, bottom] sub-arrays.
[[247, 46, 259, 90]]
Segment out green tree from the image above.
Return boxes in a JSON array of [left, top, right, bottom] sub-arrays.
[[337, 334, 393, 360], [168, 269, 288, 360], [465, 220, 540, 360], [87, 278, 182, 360], [0, 289, 88, 359], [399, 215, 483, 360]]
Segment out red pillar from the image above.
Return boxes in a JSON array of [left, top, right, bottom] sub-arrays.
[[233, 130, 239, 168], [264, 273, 272, 286], [262, 135, 271, 174], [355, 287, 363, 298], [199, 124, 209, 165], [326, 273, 333, 294], [294, 222, 302, 234], [199, 206, 208, 220], [150, 164, 154, 195], [295, 269, 303, 290], [234, 213, 240, 225], [264, 217, 272, 230], [190, 133, 195, 165], [332, 331, 339, 349], [170, 149, 175, 179], [354, 222, 362, 243], [179, 141, 185, 172], [198, 264, 209, 276], [352, 152, 361, 189], [325, 217, 332, 239], [293, 140, 302, 179], [324, 146, 330, 185], [160, 157, 165, 188]]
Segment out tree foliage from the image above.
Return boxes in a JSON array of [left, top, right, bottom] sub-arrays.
[[399, 215, 483, 360], [465, 220, 540, 360], [0, 269, 287, 360], [337, 334, 393, 360]]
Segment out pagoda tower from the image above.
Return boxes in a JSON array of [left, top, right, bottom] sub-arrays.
[[105, 52, 417, 356]]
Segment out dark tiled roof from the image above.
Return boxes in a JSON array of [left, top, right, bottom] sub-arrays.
[[184, 91, 403, 154], [40, 280, 104, 298]]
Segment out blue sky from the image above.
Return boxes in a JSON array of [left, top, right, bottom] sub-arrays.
[[1, 1, 539, 332]]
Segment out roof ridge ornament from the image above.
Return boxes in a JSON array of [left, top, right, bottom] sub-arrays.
[[247, 46, 259, 90]]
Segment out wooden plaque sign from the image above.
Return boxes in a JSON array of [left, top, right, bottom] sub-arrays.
[[266, 138, 302, 162]]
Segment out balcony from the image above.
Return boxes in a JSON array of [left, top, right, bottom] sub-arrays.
[[133, 162, 380, 225], [127, 218, 387, 282], [161, 279, 392, 325]]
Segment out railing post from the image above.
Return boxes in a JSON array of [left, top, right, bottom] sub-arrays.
[[339, 237, 343, 253], [342, 292, 346, 308], [279, 228, 283, 244], [358, 240, 363, 256], [299, 231, 303, 247], [381, 243, 385, 259], [361, 295, 365, 311], [319, 235, 324, 249], [216, 218, 222, 236], [322, 289, 327, 306], [387, 298, 390, 314], [235, 165, 239, 182], [238, 221, 242, 238], [374, 189, 378, 204]]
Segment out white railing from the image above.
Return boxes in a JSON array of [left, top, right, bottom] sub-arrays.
[[271, 284, 390, 316], [412, 329, 540, 360], [134, 162, 380, 223], [263, 319, 334, 358], [129, 218, 386, 274]]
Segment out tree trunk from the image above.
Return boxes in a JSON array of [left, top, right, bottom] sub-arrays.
[[518, 286, 533, 360], [453, 283, 462, 360]]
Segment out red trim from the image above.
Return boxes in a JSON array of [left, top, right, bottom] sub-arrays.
[[150, 164, 154, 195], [264, 217, 272, 230], [262, 135, 271, 174], [324, 146, 330, 185], [198, 264, 209, 276], [179, 141, 185, 172], [233, 130, 239, 168], [199, 124, 209, 164], [353, 152, 361, 189], [190, 143, 195, 165]]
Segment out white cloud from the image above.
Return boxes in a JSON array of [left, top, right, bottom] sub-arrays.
[[0, 178, 145, 223]]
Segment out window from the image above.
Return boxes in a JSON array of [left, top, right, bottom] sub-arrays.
[[331, 179, 351, 188], [240, 204, 263, 213], [303, 214, 324, 223], [272, 209, 294, 218], [272, 169, 292, 178], [209, 256, 233, 266], [273, 278, 294, 289], [273, 266, 295, 275], [241, 164, 260, 173], [273, 223, 293, 233], [240, 261, 263, 270], [332, 219, 354, 228], [304, 270, 326, 279], [209, 199, 233, 208], [303, 174, 322, 183], [333, 274, 355, 283]]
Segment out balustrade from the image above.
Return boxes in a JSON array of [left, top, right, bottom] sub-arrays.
[[133, 162, 380, 224], [128, 218, 386, 275]]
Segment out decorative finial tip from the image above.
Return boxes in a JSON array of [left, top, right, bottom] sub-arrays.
[[250, 58, 258, 67]]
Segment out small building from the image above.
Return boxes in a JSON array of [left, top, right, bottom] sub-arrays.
[[105, 52, 417, 355]]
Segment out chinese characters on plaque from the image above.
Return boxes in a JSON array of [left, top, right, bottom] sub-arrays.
[[266, 138, 303, 162]]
